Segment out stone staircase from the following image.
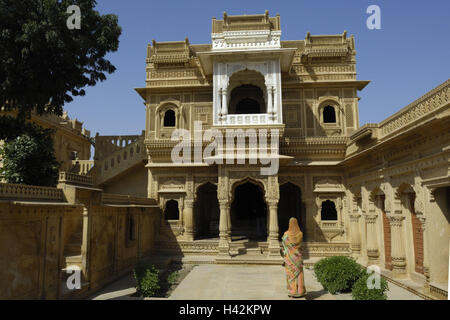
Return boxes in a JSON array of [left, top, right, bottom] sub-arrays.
[[94, 133, 146, 185], [217, 240, 283, 265]]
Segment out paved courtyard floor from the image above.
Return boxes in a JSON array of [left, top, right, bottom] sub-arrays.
[[90, 264, 423, 300]]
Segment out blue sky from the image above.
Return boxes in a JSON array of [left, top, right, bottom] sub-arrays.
[[64, 0, 450, 137]]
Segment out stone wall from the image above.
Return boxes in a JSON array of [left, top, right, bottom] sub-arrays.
[[0, 183, 161, 300]]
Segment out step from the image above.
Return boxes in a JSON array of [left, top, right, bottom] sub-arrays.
[[245, 247, 263, 255], [216, 252, 283, 265], [64, 255, 83, 272]]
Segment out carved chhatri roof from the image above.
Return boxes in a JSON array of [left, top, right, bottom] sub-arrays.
[[212, 11, 281, 33]]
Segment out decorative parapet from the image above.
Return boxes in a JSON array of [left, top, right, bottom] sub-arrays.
[[210, 11, 281, 52], [379, 79, 449, 139], [70, 160, 94, 175], [101, 193, 157, 207], [58, 171, 94, 187], [0, 182, 65, 202], [96, 135, 146, 185]]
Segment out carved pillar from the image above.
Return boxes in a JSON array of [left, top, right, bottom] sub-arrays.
[[364, 214, 379, 263], [267, 200, 281, 257], [419, 216, 430, 287], [349, 213, 361, 255], [389, 215, 407, 277], [226, 206, 231, 240], [81, 206, 91, 280], [221, 88, 228, 118], [267, 87, 273, 115], [183, 199, 194, 241], [218, 200, 230, 257], [218, 88, 223, 120]]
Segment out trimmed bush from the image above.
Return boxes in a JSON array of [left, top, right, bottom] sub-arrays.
[[314, 256, 363, 294], [167, 271, 179, 286], [352, 272, 389, 300], [133, 263, 160, 297]]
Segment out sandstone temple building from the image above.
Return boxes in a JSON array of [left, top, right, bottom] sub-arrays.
[[0, 12, 448, 300]]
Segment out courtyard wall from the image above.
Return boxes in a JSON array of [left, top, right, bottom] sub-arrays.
[[0, 182, 161, 300]]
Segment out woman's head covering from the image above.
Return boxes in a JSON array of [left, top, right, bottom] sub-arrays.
[[287, 217, 303, 244]]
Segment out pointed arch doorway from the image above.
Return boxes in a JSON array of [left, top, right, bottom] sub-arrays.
[[231, 181, 267, 241]]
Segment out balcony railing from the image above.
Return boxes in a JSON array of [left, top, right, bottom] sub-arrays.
[[219, 113, 277, 126]]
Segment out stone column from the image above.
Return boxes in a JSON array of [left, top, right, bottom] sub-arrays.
[[389, 215, 407, 277], [349, 213, 362, 255], [218, 88, 223, 120], [81, 206, 91, 280], [419, 216, 429, 287], [267, 87, 273, 115], [267, 200, 281, 257], [218, 200, 230, 257], [226, 207, 231, 240], [221, 88, 228, 118], [364, 214, 379, 263], [183, 199, 194, 241]]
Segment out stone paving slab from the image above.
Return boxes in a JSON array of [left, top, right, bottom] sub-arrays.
[[90, 264, 423, 300]]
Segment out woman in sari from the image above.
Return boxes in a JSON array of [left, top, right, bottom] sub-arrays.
[[282, 217, 306, 298]]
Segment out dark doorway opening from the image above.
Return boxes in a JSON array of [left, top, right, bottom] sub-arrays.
[[278, 183, 304, 240], [231, 181, 267, 240], [195, 183, 220, 239]]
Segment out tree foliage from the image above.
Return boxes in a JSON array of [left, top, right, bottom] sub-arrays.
[[0, 0, 121, 119], [0, 126, 60, 186]]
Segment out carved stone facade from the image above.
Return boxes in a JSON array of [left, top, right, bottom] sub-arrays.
[[93, 12, 448, 299]]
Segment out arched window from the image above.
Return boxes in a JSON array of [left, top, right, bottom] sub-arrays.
[[321, 200, 337, 220], [229, 83, 265, 114], [163, 109, 176, 127], [323, 106, 336, 123], [164, 199, 179, 220]]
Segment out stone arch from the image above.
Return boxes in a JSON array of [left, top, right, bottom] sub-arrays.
[[318, 99, 341, 125], [229, 176, 267, 202], [228, 69, 267, 114], [395, 183, 415, 199], [156, 100, 181, 133], [230, 177, 268, 240]]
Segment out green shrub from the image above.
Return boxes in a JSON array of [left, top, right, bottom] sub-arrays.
[[167, 271, 179, 286], [352, 271, 389, 300], [314, 256, 363, 294], [133, 263, 160, 297]]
